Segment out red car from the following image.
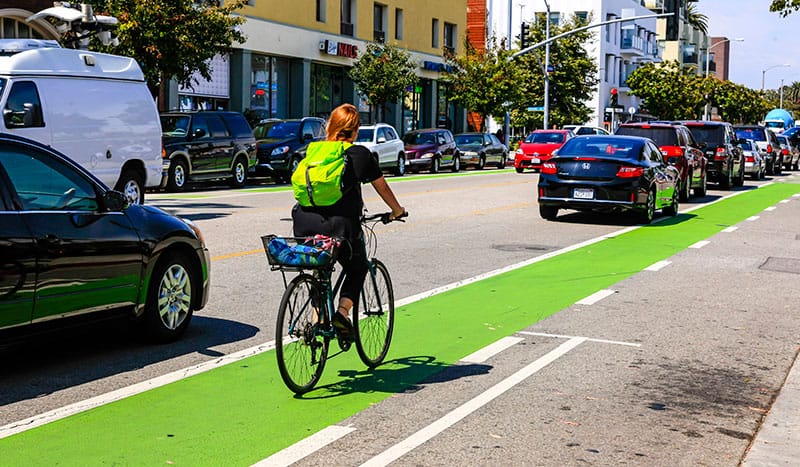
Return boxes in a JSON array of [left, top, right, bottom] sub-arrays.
[[514, 129, 574, 173]]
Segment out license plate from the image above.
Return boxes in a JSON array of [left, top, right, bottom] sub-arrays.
[[531, 157, 540, 164], [573, 188, 594, 199]]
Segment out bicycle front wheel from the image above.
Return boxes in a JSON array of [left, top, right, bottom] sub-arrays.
[[354, 259, 395, 367], [275, 274, 329, 394]]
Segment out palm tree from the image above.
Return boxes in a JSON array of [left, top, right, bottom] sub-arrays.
[[686, 3, 709, 35]]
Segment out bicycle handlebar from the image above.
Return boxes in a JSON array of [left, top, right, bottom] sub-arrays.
[[363, 211, 409, 224]]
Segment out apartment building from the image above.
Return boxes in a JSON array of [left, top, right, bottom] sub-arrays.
[[655, 0, 710, 78]]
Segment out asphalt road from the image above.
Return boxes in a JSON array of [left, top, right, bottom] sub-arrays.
[[1, 169, 799, 465]]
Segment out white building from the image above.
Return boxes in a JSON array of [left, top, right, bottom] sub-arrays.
[[486, 0, 663, 129]]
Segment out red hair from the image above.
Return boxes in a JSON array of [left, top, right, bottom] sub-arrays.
[[326, 103, 360, 141]]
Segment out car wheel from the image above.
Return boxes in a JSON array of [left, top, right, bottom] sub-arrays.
[[115, 167, 145, 204], [793, 159, 799, 171], [539, 205, 558, 221], [515, 167, 524, 174], [679, 170, 691, 202], [774, 157, 782, 175], [720, 163, 733, 190], [230, 157, 248, 188], [734, 159, 745, 187], [477, 155, 486, 170], [695, 170, 707, 197], [395, 154, 406, 176], [663, 188, 679, 217], [167, 159, 188, 192], [496, 155, 506, 169], [141, 252, 195, 342], [431, 157, 440, 173], [452, 154, 460, 173], [639, 189, 656, 224]]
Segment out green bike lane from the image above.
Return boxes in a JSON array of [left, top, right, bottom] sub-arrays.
[[4, 182, 800, 465]]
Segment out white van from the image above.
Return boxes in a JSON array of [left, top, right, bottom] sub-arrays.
[[0, 39, 161, 204]]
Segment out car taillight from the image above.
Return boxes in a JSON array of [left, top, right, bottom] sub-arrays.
[[766, 145, 773, 153], [783, 148, 789, 155], [660, 146, 683, 157], [617, 166, 643, 178], [541, 162, 557, 174], [745, 155, 755, 162], [714, 147, 727, 161]]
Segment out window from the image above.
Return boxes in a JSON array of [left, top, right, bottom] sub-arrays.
[[374, 3, 387, 42], [431, 18, 439, 48], [316, 0, 326, 22], [5, 81, 44, 128], [444, 22, 456, 52], [1, 146, 98, 211], [549, 12, 560, 26], [575, 11, 588, 24], [341, 0, 354, 36], [395, 8, 404, 40]]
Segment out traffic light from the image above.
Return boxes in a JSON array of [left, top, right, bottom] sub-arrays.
[[665, 0, 680, 41], [520, 22, 531, 49], [610, 87, 619, 108]]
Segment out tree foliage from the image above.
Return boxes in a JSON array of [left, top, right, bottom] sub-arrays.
[[92, 0, 247, 99], [770, 0, 800, 16], [348, 42, 417, 122], [441, 37, 530, 131]]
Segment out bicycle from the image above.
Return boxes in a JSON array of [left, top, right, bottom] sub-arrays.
[[262, 211, 406, 394]]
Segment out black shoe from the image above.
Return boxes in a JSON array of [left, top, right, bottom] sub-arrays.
[[332, 312, 354, 350]]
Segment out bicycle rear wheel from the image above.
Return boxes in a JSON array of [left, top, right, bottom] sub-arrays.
[[275, 274, 329, 394], [353, 259, 394, 367]]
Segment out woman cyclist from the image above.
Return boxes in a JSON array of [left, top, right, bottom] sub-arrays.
[[291, 103, 406, 343]]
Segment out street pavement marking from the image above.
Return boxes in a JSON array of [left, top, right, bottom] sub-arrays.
[[359, 337, 587, 467], [576, 289, 616, 305], [780, 199, 790, 203], [764, 206, 777, 211], [689, 240, 710, 249], [252, 425, 355, 467], [722, 226, 738, 233], [644, 260, 671, 271], [518, 331, 641, 347], [747, 215, 760, 221], [460, 336, 524, 363]]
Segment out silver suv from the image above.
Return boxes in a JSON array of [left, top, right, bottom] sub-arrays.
[[355, 123, 406, 176], [734, 125, 782, 175]]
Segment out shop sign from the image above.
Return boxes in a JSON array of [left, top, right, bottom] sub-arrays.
[[321, 39, 358, 59], [422, 61, 453, 73]]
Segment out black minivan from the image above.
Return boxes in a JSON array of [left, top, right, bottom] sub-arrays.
[[160, 111, 257, 191]]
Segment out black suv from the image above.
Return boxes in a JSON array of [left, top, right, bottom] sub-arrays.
[[681, 121, 746, 189], [160, 111, 257, 192], [733, 125, 782, 175], [252, 117, 326, 183]]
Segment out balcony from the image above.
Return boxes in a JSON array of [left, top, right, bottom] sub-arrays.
[[682, 52, 698, 65], [373, 30, 385, 43], [620, 31, 645, 58], [340, 22, 353, 37]]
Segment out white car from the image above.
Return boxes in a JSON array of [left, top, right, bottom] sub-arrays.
[[562, 125, 610, 136], [355, 123, 407, 176]]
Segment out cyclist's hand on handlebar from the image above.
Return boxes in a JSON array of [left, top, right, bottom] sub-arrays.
[[385, 208, 408, 224]]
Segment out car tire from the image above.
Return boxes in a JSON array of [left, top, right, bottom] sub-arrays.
[[695, 170, 707, 197], [539, 205, 558, 221], [720, 163, 733, 190], [774, 156, 782, 175], [167, 159, 188, 192], [515, 167, 524, 174], [431, 157, 440, 174], [679, 170, 691, 202], [477, 155, 486, 170], [141, 252, 195, 343], [395, 154, 405, 176], [229, 156, 248, 188], [734, 159, 745, 187], [496, 155, 506, 169], [452, 154, 460, 173], [115, 167, 145, 204], [639, 189, 656, 224], [663, 189, 679, 217]]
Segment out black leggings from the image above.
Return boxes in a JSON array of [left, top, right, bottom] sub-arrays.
[[292, 205, 367, 305]]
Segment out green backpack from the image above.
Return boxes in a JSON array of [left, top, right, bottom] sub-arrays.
[[292, 141, 350, 207]]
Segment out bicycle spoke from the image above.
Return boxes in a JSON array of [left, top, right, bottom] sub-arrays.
[[354, 260, 394, 367]]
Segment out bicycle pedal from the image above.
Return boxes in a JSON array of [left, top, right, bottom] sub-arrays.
[[337, 336, 352, 352]]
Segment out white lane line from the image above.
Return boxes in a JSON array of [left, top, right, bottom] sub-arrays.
[[576, 289, 616, 305], [780, 199, 790, 204], [689, 240, 710, 249], [793, 193, 800, 198], [764, 206, 777, 212], [0, 343, 276, 440], [252, 425, 355, 467], [644, 260, 671, 271], [460, 336, 524, 363], [747, 215, 760, 221], [518, 331, 641, 347], [722, 226, 738, 233], [359, 337, 586, 467]]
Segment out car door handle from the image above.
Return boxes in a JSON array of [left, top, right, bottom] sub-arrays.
[[40, 234, 62, 247]]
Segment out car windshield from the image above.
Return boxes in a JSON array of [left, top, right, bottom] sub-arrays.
[[525, 132, 565, 144], [735, 128, 766, 142], [783, 127, 799, 138], [403, 132, 436, 145], [558, 137, 643, 160], [160, 115, 191, 136], [455, 134, 484, 145], [615, 127, 678, 146], [355, 128, 375, 142], [766, 121, 786, 130], [254, 121, 300, 139]]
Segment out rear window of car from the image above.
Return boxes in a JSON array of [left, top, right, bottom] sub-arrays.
[[739, 140, 754, 151], [558, 137, 643, 160], [615, 126, 678, 146], [525, 132, 565, 144], [735, 127, 766, 142], [683, 125, 726, 145], [221, 113, 254, 139]]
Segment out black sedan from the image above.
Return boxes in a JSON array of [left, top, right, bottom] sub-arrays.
[[454, 132, 508, 169], [537, 135, 680, 223], [0, 134, 210, 345]]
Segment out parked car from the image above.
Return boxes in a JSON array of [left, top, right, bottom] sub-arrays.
[[354, 123, 406, 176], [402, 128, 460, 173], [537, 135, 680, 224], [252, 117, 326, 183], [681, 121, 746, 188], [562, 125, 610, 136], [734, 125, 782, 176], [454, 132, 509, 169], [615, 122, 707, 200], [515, 129, 574, 173], [160, 111, 257, 191], [738, 139, 765, 180], [775, 134, 799, 171], [0, 133, 209, 344]]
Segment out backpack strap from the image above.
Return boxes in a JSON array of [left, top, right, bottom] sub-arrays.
[[304, 166, 317, 207]]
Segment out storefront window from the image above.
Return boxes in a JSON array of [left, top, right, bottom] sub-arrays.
[[436, 82, 452, 130], [250, 54, 289, 120], [310, 63, 344, 118]]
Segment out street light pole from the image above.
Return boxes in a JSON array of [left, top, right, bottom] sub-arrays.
[[543, 0, 551, 130], [703, 37, 742, 120], [780, 78, 784, 108], [762, 63, 790, 92]]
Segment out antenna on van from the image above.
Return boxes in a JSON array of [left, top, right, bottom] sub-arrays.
[[26, 2, 119, 50]]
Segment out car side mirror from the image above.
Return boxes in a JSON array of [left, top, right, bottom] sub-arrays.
[[302, 133, 313, 142], [103, 190, 129, 211], [192, 128, 206, 139]]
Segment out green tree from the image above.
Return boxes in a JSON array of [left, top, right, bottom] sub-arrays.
[[770, 0, 800, 16], [712, 80, 770, 124], [512, 13, 598, 129], [349, 42, 417, 122], [686, 3, 709, 34], [91, 0, 247, 102], [625, 61, 705, 120], [441, 36, 530, 131]]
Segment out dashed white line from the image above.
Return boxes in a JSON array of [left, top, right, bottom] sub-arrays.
[[780, 199, 790, 204], [576, 289, 616, 305], [252, 425, 356, 467], [461, 336, 524, 363], [689, 240, 710, 249], [644, 260, 671, 271], [359, 337, 587, 467], [747, 215, 760, 221], [722, 226, 738, 233], [764, 206, 777, 212]]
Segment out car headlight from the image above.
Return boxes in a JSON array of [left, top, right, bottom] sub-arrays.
[[515, 148, 523, 155], [421, 153, 434, 159], [271, 146, 290, 156]]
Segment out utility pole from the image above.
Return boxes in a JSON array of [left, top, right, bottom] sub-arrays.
[[543, 0, 551, 130]]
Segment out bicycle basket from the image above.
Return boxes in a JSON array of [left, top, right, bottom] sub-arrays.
[[261, 234, 341, 269]]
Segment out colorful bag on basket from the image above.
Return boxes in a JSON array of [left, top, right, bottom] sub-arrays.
[[267, 235, 340, 267]]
